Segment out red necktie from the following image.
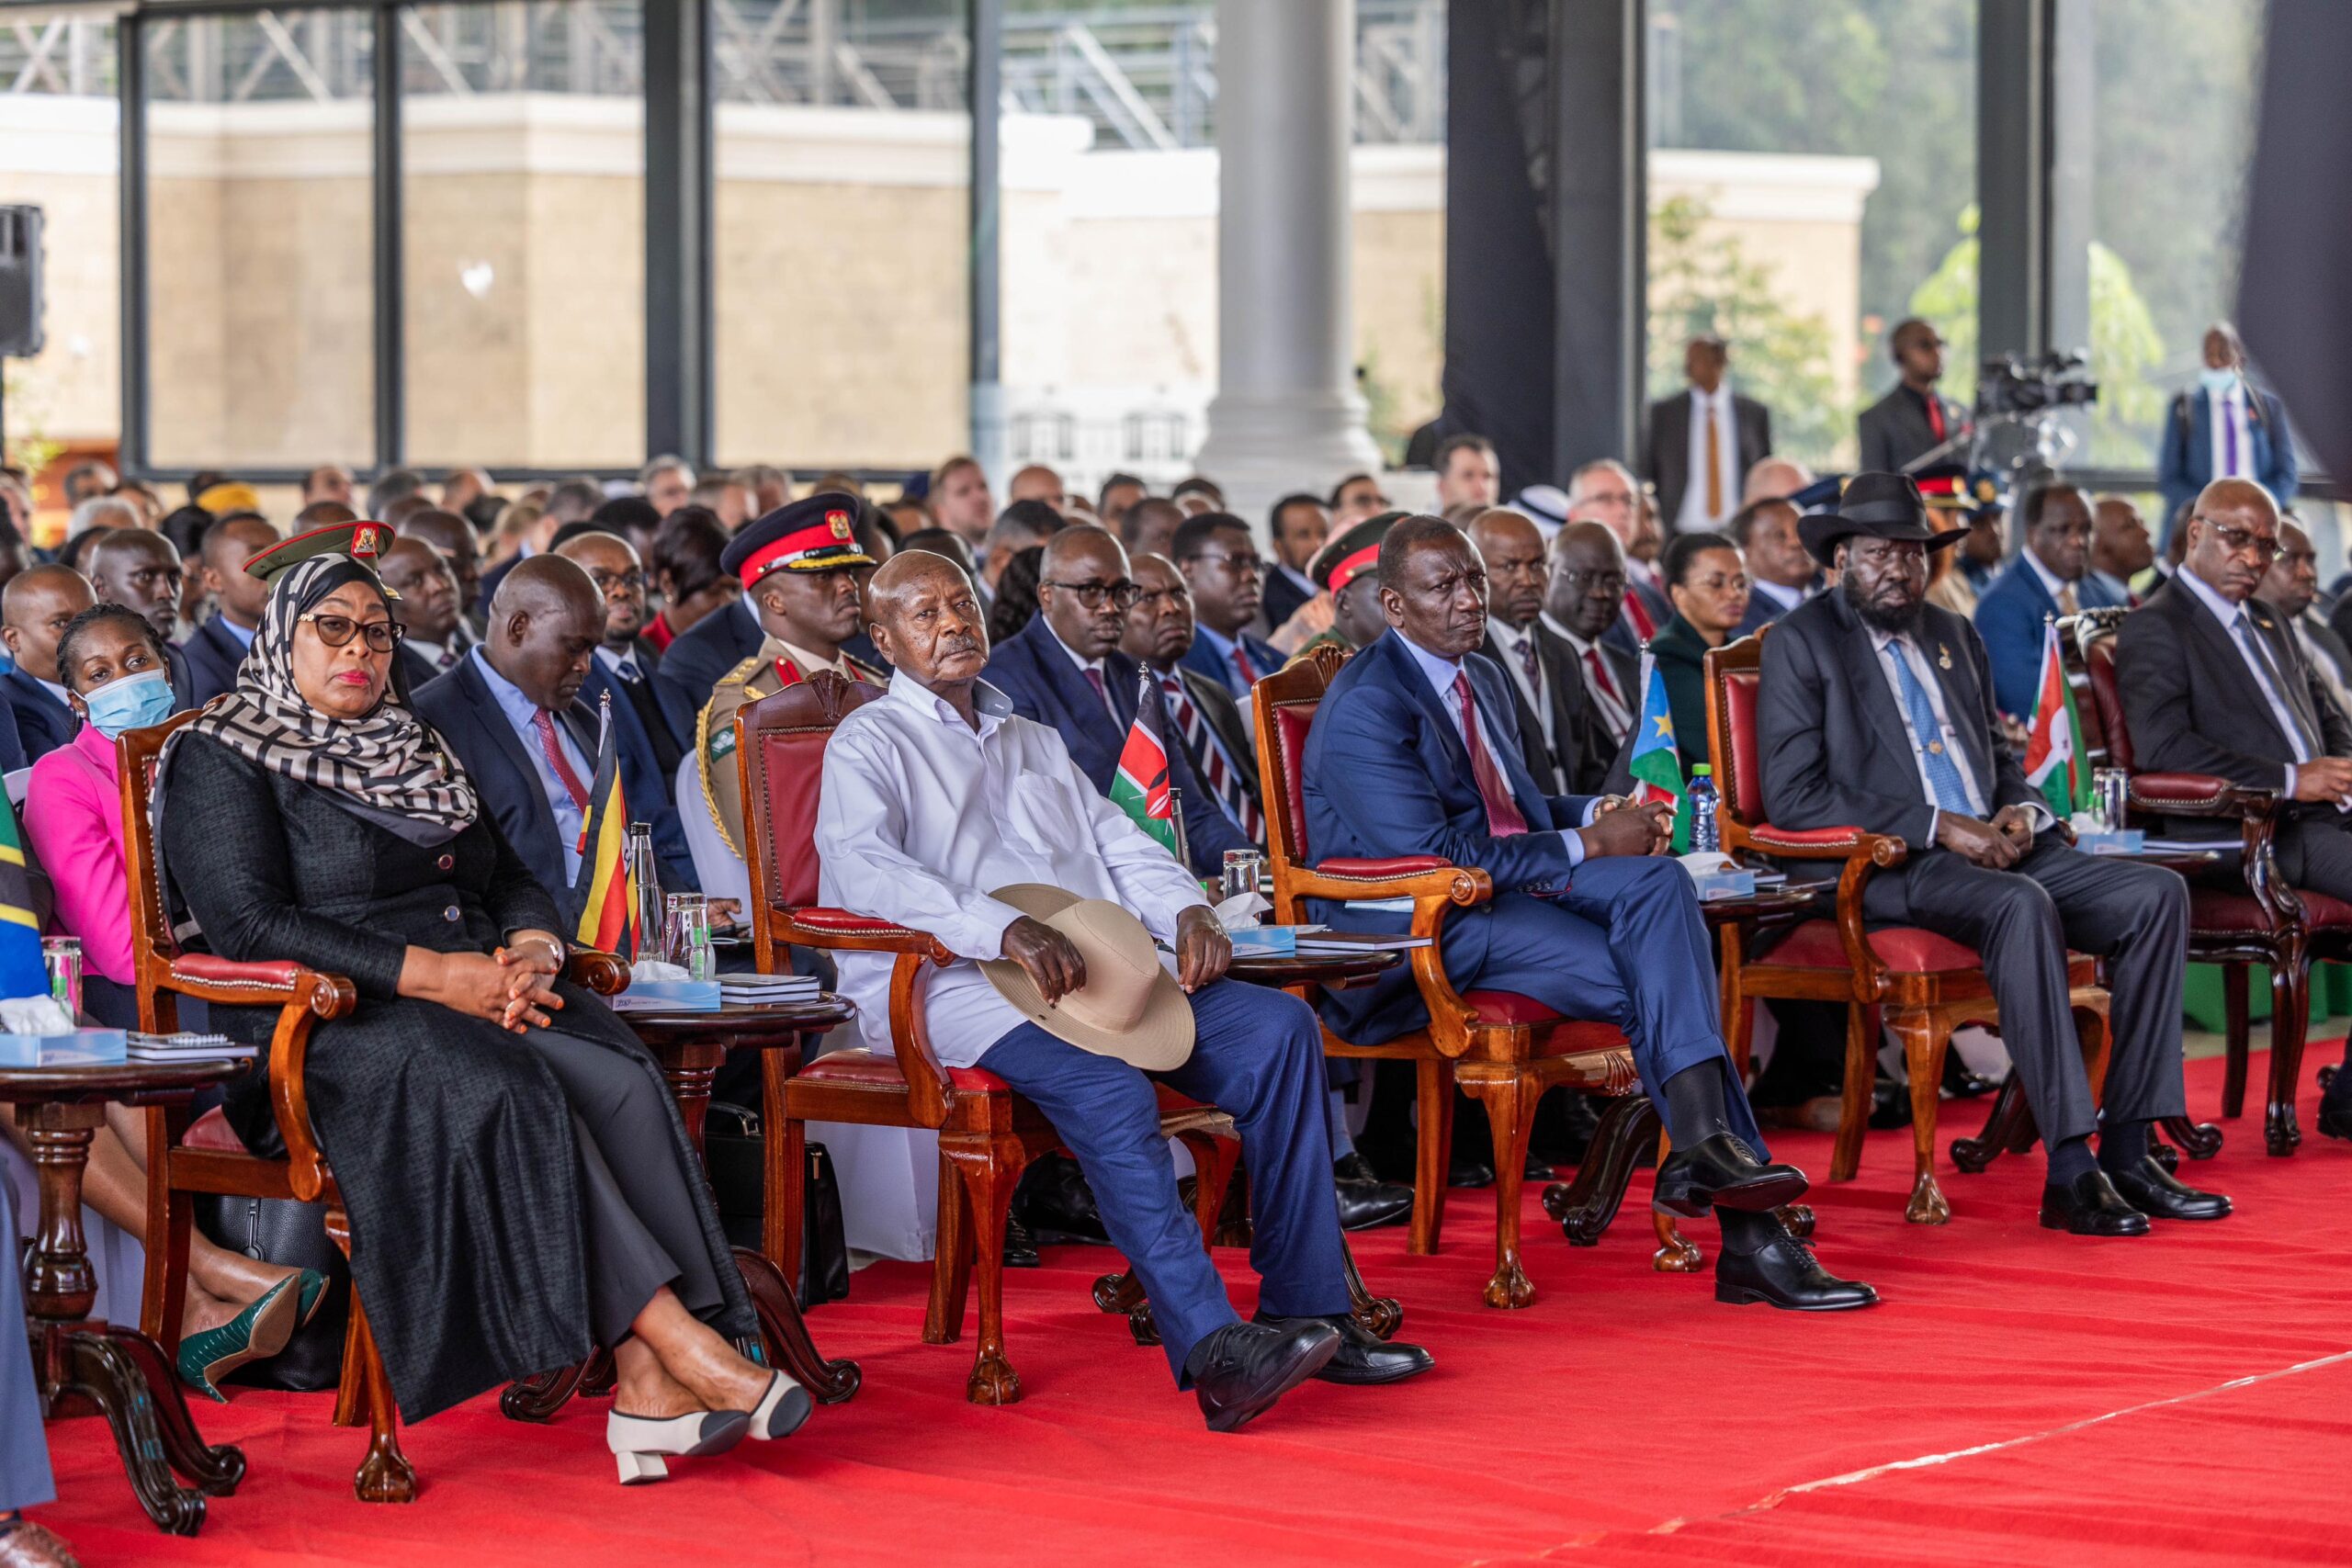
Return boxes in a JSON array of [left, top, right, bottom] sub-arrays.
[[532, 709, 592, 812], [1083, 666, 1112, 714], [1621, 587, 1656, 641], [1231, 643, 1260, 686], [1453, 672, 1528, 838], [1584, 649, 1633, 741], [1925, 389, 1947, 442]]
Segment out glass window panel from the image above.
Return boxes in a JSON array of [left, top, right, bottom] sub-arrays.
[[1350, 0, 1446, 468], [401, 1, 645, 471], [0, 10, 121, 538], [1646, 0, 1976, 472], [712, 0, 967, 473], [143, 7, 377, 472]]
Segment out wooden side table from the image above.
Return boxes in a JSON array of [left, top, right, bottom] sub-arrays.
[[0, 1056, 247, 1535], [503, 998, 865, 1423]]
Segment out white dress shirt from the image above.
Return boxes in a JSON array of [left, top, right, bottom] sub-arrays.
[[816, 672, 1208, 1066], [2021, 547, 2083, 612], [1870, 628, 1991, 829], [595, 644, 648, 684], [2295, 611, 2352, 728], [2179, 567, 2318, 786], [1486, 615, 1555, 747], [2208, 379, 2255, 481], [1749, 578, 1805, 616], [1539, 613, 1634, 740], [1676, 383, 1742, 533], [1395, 633, 1593, 865]]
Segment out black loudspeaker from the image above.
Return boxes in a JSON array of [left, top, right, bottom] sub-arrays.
[[0, 206, 43, 358]]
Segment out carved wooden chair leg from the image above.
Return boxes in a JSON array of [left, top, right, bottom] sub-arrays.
[[2074, 992, 2112, 1102], [101, 1319, 245, 1498], [941, 1135, 1024, 1404], [2266, 945, 2312, 1156], [2162, 1113, 2223, 1159], [500, 1361, 590, 1423], [1651, 1206, 1702, 1271], [140, 1105, 193, 1356], [574, 1346, 617, 1398], [1830, 1001, 1873, 1182], [1340, 1235, 1401, 1340], [770, 1091, 808, 1293], [57, 1327, 210, 1534], [1950, 1075, 2027, 1173], [1407, 1055, 1453, 1257], [1775, 1203, 1815, 1238], [1464, 1065, 1542, 1308], [923, 1155, 970, 1346], [1543, 1092, 1654, 1246], [2220, 963, 2250, 1119], [1893, 1017, 1951, 1224], [324, 1208, 414, 1503], [732, 1247, 861, 1403], [1089, 1269, 1159, 1347]]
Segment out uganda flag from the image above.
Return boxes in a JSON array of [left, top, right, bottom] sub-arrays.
[[573, 696, 641, 960], [0, 792, 47, 998], [1110, 670, 1181, 859]]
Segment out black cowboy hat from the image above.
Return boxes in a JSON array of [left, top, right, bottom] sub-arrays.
[[1797, 471, 1974, 566]]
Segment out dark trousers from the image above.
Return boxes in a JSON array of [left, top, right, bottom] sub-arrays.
[[517, 1027, 728, 1348], [2269, 817, 2352, 1074], [1861, 837, 2188, 1145], [0, 1182, 54, 1512], [977, 979, 1350, 1382], [1432, 855, 1767, 1155]]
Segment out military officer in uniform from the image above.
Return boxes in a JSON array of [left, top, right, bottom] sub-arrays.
[[1284, 511, 1406, 668]]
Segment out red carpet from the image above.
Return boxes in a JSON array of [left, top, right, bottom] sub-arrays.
[[35, 1047, 2352, 1566]]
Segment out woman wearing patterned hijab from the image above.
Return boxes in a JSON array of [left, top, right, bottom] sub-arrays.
[[156, 546, 810, 1479]]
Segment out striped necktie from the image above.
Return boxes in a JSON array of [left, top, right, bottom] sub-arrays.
[[1159, 673, 1261, 842]]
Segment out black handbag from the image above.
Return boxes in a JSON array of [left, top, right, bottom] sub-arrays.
[[195, 1193, 350, 1391], [702, 1100, 849, 1307]]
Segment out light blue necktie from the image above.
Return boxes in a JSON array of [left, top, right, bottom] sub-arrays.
[[2233, 610, 2318, 759], [1886, 641, 1974, 814]]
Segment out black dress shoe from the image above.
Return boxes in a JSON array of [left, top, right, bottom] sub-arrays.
[[1012, 1154, 1111, 1246], [1653, 1133, 1809, 1218], [1001, 1213, 1040, 1269], [1191, 1321, 1339, 1433], [1713, 1230, 1878, 1312], [2105, 1156, 2231, 1221], [1333, 1178, 1414, 1232], [1252, 1311, 1433, 1384], [2317, 1089, 2352, 1143], [1447, 1155, 1495, 1190], [1524, 1147, 1557, 1181], [1332, 1152, 1383, 1187], [2038, 1169, 2151, 1236], [1941, 1056, 2002, 1100]]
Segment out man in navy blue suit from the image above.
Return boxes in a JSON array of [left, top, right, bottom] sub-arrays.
[[183, 513, 280, 705], [983, 526, 1250, 883], [413, 556, 678, 930], [1729, 496, 1817, 637], [1302, 516, 1874, 1311], [1972, 482, 2127, 720], [1171, 513, 1283, 699], [0, 566, 91, 761], [2158, 323, 2297, 536]]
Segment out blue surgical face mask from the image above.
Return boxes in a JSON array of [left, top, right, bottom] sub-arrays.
[[79, 668, 176, 740], [2200, 366, 2241, 394]]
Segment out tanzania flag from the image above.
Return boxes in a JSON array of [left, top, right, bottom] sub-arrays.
[[2022, 618, 2090, 821], [573, 698, 641, 959], [0, 794, 44, 999], [1625, 649, 1691, 853], [1110, 671, 1181, 859]]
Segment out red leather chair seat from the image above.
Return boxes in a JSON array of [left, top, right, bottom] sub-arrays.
[[1764, 918, 1983, 974], [185, 1106, 247, 1153], [1463, 990, 1560, 1025], [797, 1046, 1009, 1094], [2190, 887, 2352, 933]]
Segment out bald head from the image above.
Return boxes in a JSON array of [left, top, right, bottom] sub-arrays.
[[2182, 478, 2283, 605], [1544, 521, 1627, 642], [1036, 525, 1131, 660], [1469, 508, 1546, 628], [866, 549, 988, 697], [486, 555, 605, 710], [2, 565, 96, 684]]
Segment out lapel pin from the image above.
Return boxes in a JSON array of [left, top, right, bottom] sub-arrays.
[[1937, 643, 1953, 670]]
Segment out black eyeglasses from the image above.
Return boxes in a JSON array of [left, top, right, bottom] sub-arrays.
[[300, 612, 404, 652], [1552, 567, 1627, 595], [1044, 578, 1143, 610]]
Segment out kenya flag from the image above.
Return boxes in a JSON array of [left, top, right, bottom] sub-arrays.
[[2022, 619, 2089, 820], [1110, 671, 1181, 859]]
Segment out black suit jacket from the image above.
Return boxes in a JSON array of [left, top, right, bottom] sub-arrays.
[[605, 637, 686, 781], [1644, 389, 1770, 526], [182, 615, 253, 707], [652, 598, 763, 749], [1757, 590, 2036, 882], [1857, 384, 1973, 474], [1173, 661, 1262, 821], [1479, 624, 1580, 796], [2116, 581, 2352, 841], [0, 665, 75, 761], [412, 658, 607, 931], [1540, 622, 1634, 795], [1261, 566, 1317, 637], [164, 641, 195, 713]]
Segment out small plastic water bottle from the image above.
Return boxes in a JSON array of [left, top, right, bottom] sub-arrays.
[[1687, 764, 1720, 854]]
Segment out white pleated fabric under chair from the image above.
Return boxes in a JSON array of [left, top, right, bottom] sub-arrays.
[[2, 1138, 146, 1325]]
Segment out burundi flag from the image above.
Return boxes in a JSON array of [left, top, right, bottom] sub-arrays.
[[2022, 617, 2090, 821], [0, 792, 44, 999], [1110, 671, 1182, 859], [573, 695, 642, 959], [1625, 649, 1692, 853]]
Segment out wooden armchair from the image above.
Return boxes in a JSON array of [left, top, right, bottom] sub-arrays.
[[1702, 630, 2111, 1224], [1252, 645, 1644, 1307], [2070, 605, 2330, 1155], [122, 713, 627, 1503], [736, 674, 1241, 1404]]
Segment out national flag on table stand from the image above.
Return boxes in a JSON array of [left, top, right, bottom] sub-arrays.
[[1625, 647, 1692, 853], [1110, 671, 1182, 860], [2022, 616, 2091, 821], [0, 792, 46, 998], [573, 692, 642, 959]]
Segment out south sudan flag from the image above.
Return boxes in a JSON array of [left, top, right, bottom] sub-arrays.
[[573, 698, 641, 960], [1110, 670, 1181, 860], [0, 793, 49, 998]]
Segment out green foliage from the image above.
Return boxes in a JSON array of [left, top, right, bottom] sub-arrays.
[[1646, 195, 1846, 465]]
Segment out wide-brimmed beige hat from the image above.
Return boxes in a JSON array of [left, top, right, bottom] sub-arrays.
[[978, 884, 1194, 1070]]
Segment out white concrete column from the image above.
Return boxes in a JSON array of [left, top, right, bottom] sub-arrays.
[[1191, 0, 1385, 531]]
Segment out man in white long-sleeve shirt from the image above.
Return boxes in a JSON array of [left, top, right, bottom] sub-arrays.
[[816, 549, 1431, 1430]]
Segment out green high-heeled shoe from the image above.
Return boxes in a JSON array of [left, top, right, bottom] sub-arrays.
[[293, 1269, 328, 1329], [176, 1275, 300, 1404]]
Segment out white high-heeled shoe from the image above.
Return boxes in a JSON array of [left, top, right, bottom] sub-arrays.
[[744, 1372, 813, 1441], [605, 1407, 750, 1485]]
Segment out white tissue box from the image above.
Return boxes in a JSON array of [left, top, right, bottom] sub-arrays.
[[1227, 926, 1298, 958], [610, 980, 722, 1013], [2076, 829, 2146, 855], [0, 1028, 127, 1066]]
